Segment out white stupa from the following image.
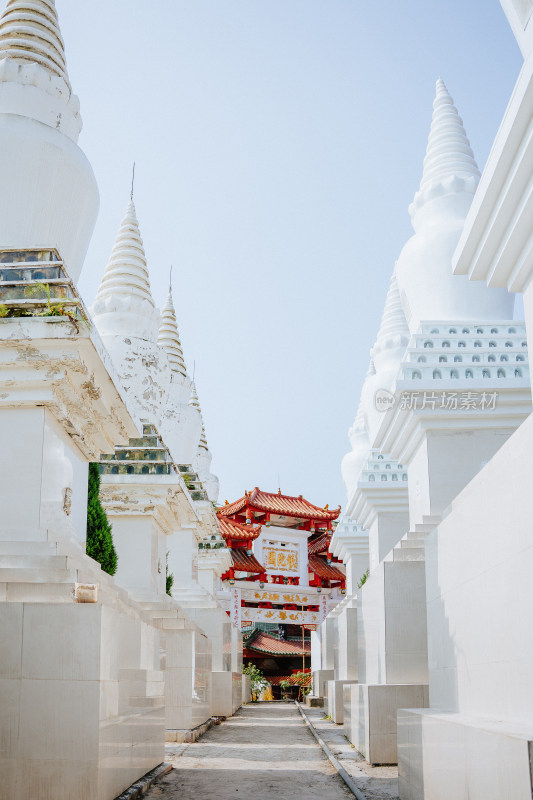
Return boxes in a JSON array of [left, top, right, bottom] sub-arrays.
[[157, 285, 202, 465], [183, 380, 218, 502], [342, 273, 409, 500], [395, 79, 514, 331], [92, 195, 171, 423], [0, 0, 99, 279]]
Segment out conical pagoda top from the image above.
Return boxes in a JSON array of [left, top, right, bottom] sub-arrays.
[[198, 424, 208, 451], [158, 287, 187, 377], [0, 0, 82, 139], [372, 271, 409, 353], [93, 198, 156, 320], [188, 382, 201, 411], [0, 0, 70, 86], [410, 79, 480, 220]]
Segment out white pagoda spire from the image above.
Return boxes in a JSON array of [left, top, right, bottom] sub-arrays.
[[93, 197, 159, 337], [0, 0, 70, 86], [372, 271, 409, 357], [410, 79, 480, 223], [158, 282, 187, 377], [394, 79, 513, 329], [188, 382, 200, 411]]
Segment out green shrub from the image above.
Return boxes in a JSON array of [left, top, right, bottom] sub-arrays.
[[86, 463, 117, 575]]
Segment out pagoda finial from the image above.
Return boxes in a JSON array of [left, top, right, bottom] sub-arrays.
[[130, 162, 135, 201], [158, 275, 187, 376], [410, 78, 480, 221], [93, 194, 155, 319], [0, 0, 70, 87], [188, 381, 201, 411]]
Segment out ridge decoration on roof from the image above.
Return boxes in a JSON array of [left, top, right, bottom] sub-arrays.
[[218, 487, 341, 523]]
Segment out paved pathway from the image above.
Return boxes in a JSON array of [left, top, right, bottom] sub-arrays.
[[146, 703, 354, 800]]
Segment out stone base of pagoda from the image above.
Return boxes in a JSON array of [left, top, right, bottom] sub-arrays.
[[344, 683, 428, 765], [398, 709, 533, 800], [211, 671, 243, 716], [327, 679, 357, 723]]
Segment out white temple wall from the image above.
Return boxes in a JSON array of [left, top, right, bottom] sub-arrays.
[[163, 626, 212, 733], [358, 561, 428, 686], [63, 450, 89, 547], [368, 511, 409, 572], [110, 516, 166, 601], [336, 604, 358, 681], [167, 528, 197, 586], [0, 406, 47, 534], [424, 412, 533, 719], [407, 428, 514, 526], [0, 407, 88, 543]]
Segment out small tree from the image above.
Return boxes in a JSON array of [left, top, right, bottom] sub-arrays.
[[243, 662, 268, 701], [86, 463, 117, 575], [166, 551, 174, 596]]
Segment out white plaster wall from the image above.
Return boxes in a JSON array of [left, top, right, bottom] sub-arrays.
[[357, 565, 386, 684], [0, 407, 46, 535], [336, 605, 358, 681], [358, 561, 428, 685], [111, 517, 165, 600], [163, 627, 212, 731], [408, 429, 515, 526], [167, 529, 196, 586], [425, 412, 533, 722], [64, 452, 88, 546], [369, 512, 409, 571], [185, 607, 231, 673]]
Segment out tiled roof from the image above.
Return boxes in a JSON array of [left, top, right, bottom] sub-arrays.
[[219, 487, 341, 521], [231, 548, 265, 573], [308, 532, 329, 555], [218, 516, 262, 541], [308, 555, 345, 581], [244, 631, 311, 656]]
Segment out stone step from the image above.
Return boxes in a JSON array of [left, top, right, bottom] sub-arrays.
[[119, 669, 164, 683], [158, 617, 186, 630], [393, 548, 425, 562], [401, 539, 425, 549], [129, 695, 165, 709], [0, 529, 47, 543], [406, 530, 429, 540], [4, 581, 77, 602], [0, 555, 68, 570], [143, 607, 180, 619], [0, 541, 57, 556], [0, 568, 77, 583]]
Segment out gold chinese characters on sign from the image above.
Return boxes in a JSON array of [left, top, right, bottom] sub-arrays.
[[264, 547, 298, 572]]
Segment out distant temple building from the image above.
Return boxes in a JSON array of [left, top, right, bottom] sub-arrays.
[[216, 488, 344, 688]]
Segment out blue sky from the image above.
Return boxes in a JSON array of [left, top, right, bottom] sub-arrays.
[[59, 1, 522, 511]]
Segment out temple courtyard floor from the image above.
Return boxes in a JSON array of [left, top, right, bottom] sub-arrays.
[[144, 703, 399, 800]]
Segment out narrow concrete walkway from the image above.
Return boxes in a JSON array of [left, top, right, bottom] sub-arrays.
[[146, 703, 354, 800]]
